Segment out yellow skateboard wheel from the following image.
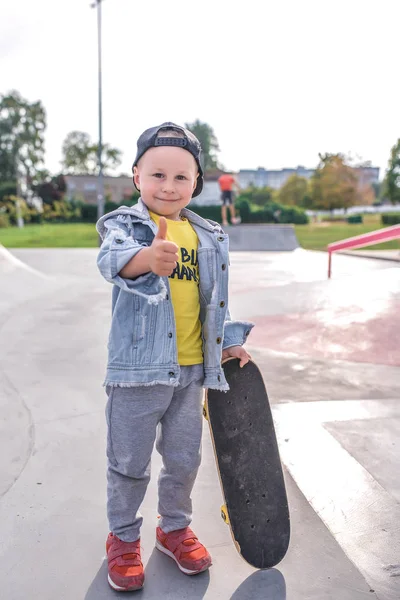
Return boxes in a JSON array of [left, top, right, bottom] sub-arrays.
[[202, 404, 208, 420]]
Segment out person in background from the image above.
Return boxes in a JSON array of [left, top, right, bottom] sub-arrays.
[[217, 172, 241, 226]]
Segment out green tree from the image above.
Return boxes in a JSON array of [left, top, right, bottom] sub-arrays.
[[309, 153, 359, 211], [278, 174, 308, 206], [240, 185, 275, 207], [384, 139, 400, 204], [0, 90, 46, 188], [61, 131, 122, 175], [185, 120, 221, 171]]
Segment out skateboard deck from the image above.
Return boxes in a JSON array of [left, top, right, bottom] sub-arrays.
[[204, 358, 290, 569]]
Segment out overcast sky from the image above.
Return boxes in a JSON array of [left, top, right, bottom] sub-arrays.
[[1, 0, 398, 178]]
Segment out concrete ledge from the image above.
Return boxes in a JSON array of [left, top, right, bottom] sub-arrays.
[[225, 224, 299, 251]]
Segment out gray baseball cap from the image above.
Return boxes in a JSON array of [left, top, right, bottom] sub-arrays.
[[132, 122, 203, 197]]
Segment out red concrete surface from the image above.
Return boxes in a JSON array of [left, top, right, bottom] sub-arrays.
[[248, 299, 400, 366]]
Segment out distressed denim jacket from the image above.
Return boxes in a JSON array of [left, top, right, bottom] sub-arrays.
[[96, 198, 254, 390]]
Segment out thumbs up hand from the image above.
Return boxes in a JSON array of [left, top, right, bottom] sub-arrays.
[[149, 217, 179, 276]]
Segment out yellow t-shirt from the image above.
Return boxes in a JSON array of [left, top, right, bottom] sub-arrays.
[[150, 212, 203, 365]]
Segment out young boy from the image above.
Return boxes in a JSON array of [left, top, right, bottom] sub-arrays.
[[96, 122, 253, 592]]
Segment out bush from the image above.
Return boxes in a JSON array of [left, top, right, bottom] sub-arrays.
[[382, 213, 400, 226], [0, 196, 31, 225], [80, 204, 98, 223], [247, 206, 276, 223], [189, 200, 309, 225], [42, 200, 81, 223], [0, 182, 17, 201], [237, 198, 251, 222], [238, 186, 275, 207], [188, 204, 222, 222], [105, 201, 120, 213], [280, 206, 309, 224], [347, 214, 363, 224], [0, 213, 10, 228], [29, 209, 43, 224]]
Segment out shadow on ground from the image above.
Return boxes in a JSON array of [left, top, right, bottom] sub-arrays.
[[230, 568, 286, 599], [84, 553, 285, 599], [85, 549, 210, 599]]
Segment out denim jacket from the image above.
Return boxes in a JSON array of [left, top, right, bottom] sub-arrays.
[[96, 198, 254, 390]]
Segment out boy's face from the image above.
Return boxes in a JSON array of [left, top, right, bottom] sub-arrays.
[[133, 146, 199, 220]]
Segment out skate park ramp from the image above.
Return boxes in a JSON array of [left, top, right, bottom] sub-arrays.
[[0, 244, 57, 313], [0, 245, 61, 500], [225, 224, 299, 251]]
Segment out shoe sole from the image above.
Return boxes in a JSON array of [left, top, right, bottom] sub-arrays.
[[107, 573, 143, 592], [155, 540, 211, 575]]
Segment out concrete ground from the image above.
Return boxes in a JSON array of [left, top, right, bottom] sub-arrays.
[[0, 246, 399, 600]]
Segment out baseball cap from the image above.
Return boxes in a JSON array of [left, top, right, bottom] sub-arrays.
[[132, 122, 204, 197]]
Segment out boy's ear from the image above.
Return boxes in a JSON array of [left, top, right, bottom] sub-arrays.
[[192, 173, 199, 192], [133, 166, 140, 190]]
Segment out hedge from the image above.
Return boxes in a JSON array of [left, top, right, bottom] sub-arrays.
[[189, 200, 308, 225], [0, 213, 10, 228], [347, 215, 363, 224], [80, 204, 98, 222], [381, 213, 400, 226]]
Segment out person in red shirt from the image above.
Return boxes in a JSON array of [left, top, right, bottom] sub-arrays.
[[217, 172, 241, 226]]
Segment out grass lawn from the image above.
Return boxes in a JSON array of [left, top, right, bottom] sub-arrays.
[[0, 219, 399, 251], [294, 222, 400, 251], [0, 223, 98, 248]]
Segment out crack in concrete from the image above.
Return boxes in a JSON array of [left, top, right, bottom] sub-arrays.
[[0, 368, 35, 499]]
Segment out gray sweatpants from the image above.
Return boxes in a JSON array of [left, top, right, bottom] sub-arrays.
[[105, 365, 204, 542]]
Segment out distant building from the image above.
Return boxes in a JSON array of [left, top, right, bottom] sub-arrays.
[[238, 165, 380, 190], [354, 166, 380, 188], [238, 166, 314, 190], [65, 174, 134, 205]]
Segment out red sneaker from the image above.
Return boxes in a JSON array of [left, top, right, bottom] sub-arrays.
[[156, 526, 212, 575], [106, 533, 144, 592]]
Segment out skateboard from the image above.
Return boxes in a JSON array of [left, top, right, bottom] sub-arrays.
[[204, 358, 290, 569]]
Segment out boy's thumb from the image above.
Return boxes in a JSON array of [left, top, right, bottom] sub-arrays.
[[156, 217, 168, 240]]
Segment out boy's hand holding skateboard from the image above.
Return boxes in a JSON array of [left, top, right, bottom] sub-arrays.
[[222, 346, 251, 368]]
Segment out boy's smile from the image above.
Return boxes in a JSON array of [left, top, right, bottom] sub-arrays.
[[133, 146, 199, 220]]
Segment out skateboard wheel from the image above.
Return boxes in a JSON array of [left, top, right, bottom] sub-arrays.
[[220, 504, 230, 524], [202, 405, 208, 420]]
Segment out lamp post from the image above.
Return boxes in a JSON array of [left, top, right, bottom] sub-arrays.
[[15, 155, 24, 228], [91, 0, 104, 222]]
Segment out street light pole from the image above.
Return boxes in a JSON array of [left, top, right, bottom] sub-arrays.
[[92, 0, 105, 222]]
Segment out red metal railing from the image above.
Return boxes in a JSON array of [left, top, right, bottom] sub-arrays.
[[327, 224, 400, 278]]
